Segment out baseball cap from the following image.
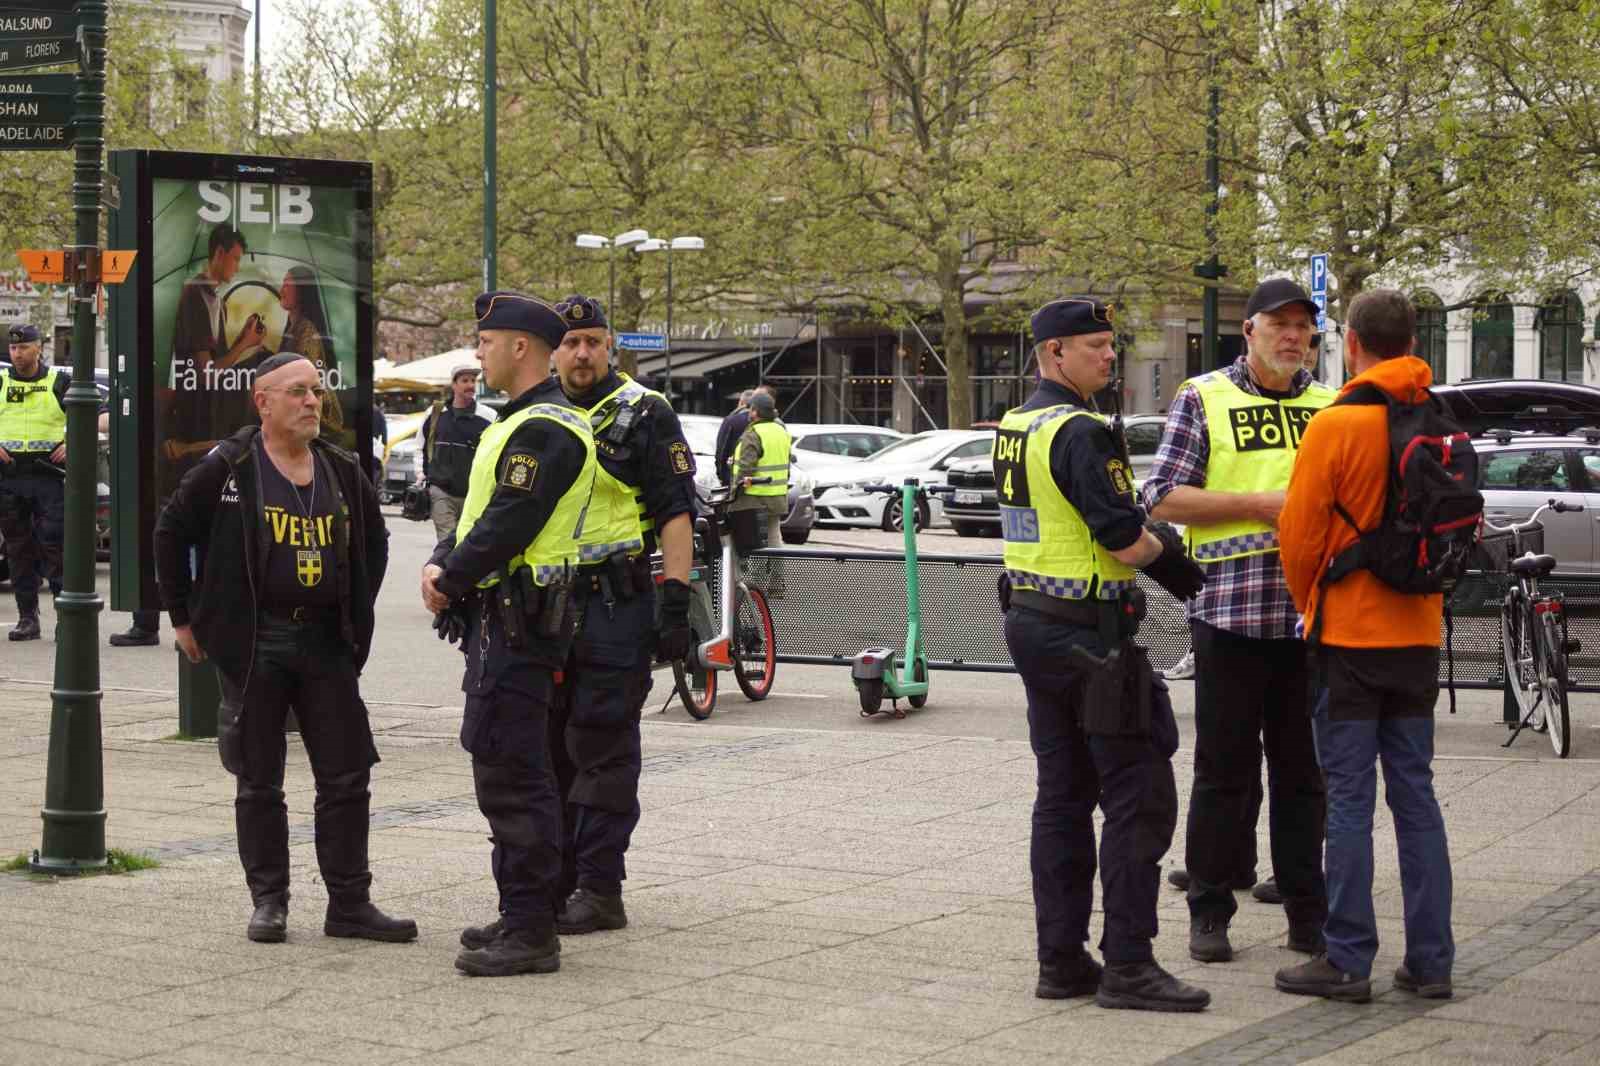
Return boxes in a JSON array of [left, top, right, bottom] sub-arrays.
[[1244, 278, 1319, 320]]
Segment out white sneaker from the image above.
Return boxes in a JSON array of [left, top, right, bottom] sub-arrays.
[[1163, 649, 1195, 680]]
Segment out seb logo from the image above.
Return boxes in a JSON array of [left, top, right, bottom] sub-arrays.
[[1228, 404, 1316, 452]]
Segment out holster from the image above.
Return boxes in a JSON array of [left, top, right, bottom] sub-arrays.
[[534, 563, 576, 643], [496, 566, 526, 649], [606, 553, 645, 601], [1076, 640, 1155, 738]]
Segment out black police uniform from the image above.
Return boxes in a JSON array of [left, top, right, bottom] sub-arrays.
[[1003, 378, 1182, 972], [431, 374, 591, 959], [0, 357, 68, 635], [551, 365, 697, 923]]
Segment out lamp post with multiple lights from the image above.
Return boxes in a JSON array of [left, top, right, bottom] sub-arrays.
[[573, 229, 651, 338], [635, 236, 704, 396]]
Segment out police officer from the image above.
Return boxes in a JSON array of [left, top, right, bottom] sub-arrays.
[[420, 292, 597, 978], [418, 365, 491, 544], [532, 294, 698, 935], [1, 323, 67, 641], [998, 297, 1210, 1012]]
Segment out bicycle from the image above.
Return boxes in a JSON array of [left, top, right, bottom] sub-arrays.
[[1483, 498, 1584, 757], [655, 480, 778, 719]]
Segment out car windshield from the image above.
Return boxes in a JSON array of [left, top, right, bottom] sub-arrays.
[[862, 433, 968, 465], [679, 421, 721, 455]]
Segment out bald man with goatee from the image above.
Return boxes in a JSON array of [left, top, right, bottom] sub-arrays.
[[155, 352, 415, 946]]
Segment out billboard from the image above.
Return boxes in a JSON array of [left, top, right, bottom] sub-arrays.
[[107, 151, 375, 611]]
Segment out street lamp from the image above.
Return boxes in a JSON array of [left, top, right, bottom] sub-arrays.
[[574, 228, 650, 340], [637, 235, 704, 395]]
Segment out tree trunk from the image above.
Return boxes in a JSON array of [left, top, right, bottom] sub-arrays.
[[937, 250, 972, 429]]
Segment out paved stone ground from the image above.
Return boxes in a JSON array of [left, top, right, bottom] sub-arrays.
[[4, 678, 1600, 1065]]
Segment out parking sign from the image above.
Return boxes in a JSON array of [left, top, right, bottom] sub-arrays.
[[1309, 253, 1329, 331]]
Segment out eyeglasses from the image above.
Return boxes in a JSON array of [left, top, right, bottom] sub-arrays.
[[264, 385, 327, 400]]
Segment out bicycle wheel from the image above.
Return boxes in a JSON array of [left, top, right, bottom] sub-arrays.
[[1538, 609, 1571, 757], [1501, 593, 1543, 730], [672, 624, 718, 720], [732, 583, 777, 701]]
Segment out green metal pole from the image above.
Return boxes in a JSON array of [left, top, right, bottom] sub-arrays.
[[664, 245, 674, 398], [36, 0, 108, 873], [483, 0, 496, 291]]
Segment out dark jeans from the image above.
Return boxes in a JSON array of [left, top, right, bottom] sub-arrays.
[[1004, 607, 1180, 966], [551, 588, 655, 901], [217, 617, 378, 908], [1313, 646, 1453, 980], [0, 472, 64, 606], [463, 657, 563, 935], [1186, 621, 1326, 927]]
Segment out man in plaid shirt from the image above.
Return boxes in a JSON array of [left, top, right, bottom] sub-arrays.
[[1139, 278, 1333, 966]]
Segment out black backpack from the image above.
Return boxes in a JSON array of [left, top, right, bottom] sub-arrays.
[[1322, 383, 1483, 596]]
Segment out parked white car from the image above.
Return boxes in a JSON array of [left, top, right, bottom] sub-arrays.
[[809, 429, 995, 531], [787, 423, 905, 465]]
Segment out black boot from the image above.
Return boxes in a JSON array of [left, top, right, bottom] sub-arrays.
[[556, 887, 627, 934], [1036, 953, 1103, 999], [8, 610, 39, 641], [247, 901, 288, 943], [1096, 961, 1211, 1012], [454, 928, 561, 977], [459, 916, 505, 950], [109, 626, 159, 647], [1189, 916, 1233, 962], [1252, 878, 1283, 904], [324, 901, 418, 943]]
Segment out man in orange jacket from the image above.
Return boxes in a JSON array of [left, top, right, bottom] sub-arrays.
[[1275, 289, 1454, 1004]]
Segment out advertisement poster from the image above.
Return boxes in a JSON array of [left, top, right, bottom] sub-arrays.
[[107, 152, 374, 610], [151, 176, 365, 497]]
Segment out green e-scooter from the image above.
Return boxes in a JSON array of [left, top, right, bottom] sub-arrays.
[[852, 478, 945, 717]]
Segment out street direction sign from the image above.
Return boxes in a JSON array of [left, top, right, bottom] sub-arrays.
[[617, 331, 668, 351], [0, 9, 78, 39], [0, 72, 72, 147], [0, 34, 70, 71], [16, 249, 64, 283]]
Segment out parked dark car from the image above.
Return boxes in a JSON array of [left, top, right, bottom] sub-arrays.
[[1431, 379, 1600, 436]]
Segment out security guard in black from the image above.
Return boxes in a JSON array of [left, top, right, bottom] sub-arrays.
[[1001, 297, 1209, 1013]]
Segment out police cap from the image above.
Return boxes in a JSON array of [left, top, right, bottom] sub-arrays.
[[8, 323, 41, 344], [555, 294, 608, 334], [474, 291, 566, 350], [1031, 297, 1114, 345]]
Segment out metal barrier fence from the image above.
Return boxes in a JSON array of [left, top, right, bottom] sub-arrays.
[[732, 548, 1600, 692]]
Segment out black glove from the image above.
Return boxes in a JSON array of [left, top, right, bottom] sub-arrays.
[[656, 578, 694, 661], [1140, 521, 1206, 601], [433, 604, 467, 646]]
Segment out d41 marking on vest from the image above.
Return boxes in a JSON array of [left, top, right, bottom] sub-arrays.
[[1229, 403, 1316, 452]]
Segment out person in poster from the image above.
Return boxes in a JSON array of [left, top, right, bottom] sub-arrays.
[[154, 179, 364, 501]]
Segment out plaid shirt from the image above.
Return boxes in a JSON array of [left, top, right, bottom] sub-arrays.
[[1138, 357, 1317, 639]]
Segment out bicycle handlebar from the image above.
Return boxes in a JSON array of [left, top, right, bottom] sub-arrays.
[[1481, 497, 1584, 537]]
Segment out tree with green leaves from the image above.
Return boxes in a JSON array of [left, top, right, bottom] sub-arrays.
[[257, 0, 483, 347], [712, 0, 1073, 428]]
